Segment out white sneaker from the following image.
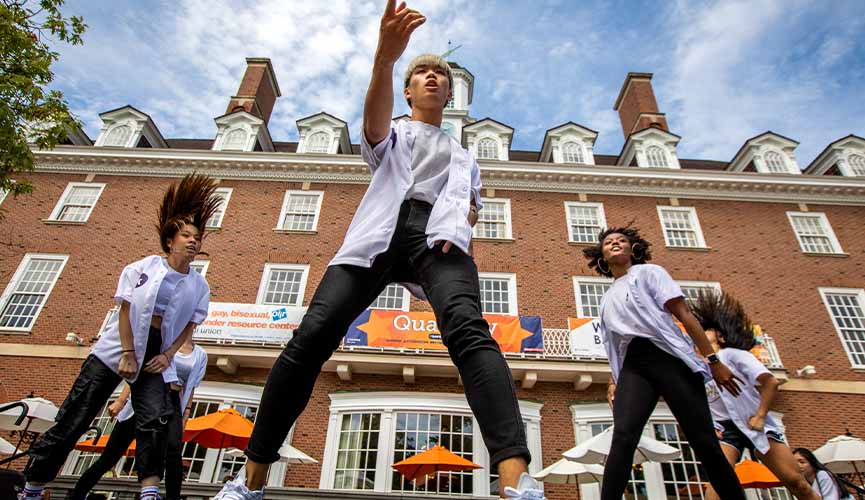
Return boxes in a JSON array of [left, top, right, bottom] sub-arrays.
[[211, 476, 264, 500], [503, 472, 547, 499]]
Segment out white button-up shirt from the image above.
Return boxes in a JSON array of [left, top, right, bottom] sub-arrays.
[[91, 255, 210, 384], [330, 120, 483, 268]]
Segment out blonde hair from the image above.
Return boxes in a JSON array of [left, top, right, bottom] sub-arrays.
[[403, 54, 453, 107]]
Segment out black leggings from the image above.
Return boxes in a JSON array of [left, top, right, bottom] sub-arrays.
[[601, 338, 746, 500]]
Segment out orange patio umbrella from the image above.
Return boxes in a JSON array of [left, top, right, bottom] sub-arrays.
[[75, 435, 136, 457], [182, 407, 254, 450], [392, 445, 481, 482], [735, 460, 782, 489]]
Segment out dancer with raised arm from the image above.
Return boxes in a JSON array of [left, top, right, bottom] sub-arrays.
[[211, 1, 543, 499]]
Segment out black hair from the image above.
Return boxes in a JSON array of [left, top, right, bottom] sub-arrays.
[[793, 447, 850, 497], [582, 226, 652, 278], [690, 290, 757, 351], [156, 173, 220, 254]]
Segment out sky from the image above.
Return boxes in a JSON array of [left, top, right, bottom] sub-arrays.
[[50, 0, 865, 166]]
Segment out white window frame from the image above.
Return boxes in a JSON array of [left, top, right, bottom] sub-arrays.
[[561, 141, 585, 164], [255, 263, 310, 306], [676, 280, 722, 305], [572, 276, 613, 318], [0, 253, 69, 333], [206, 187, 233, 229], [656, 206, 708, 249], [369, 283, 410, 312], [564, 201, 607, 244], [786, 212, 844, 255], [190, 260, 210, 278], [47, 182, 107, 223], [305, 130, 332, 154], [275, 190, 324, 232], [319, 392, 543, 496], [818, 287, 865, 369], [102, 124, 134, 147], [472, 197, 512, 240], [476, 137, 500, 160], [0, 187, 8, 206], [848, 153, 865, 176], [477, 272, 518, 316], [645, 144, 669, 168]]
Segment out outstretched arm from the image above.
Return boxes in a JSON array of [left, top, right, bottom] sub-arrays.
[[363, 0, 426, 145]]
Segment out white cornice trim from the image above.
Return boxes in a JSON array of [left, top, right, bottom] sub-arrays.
[[32, 146, 865, 205]]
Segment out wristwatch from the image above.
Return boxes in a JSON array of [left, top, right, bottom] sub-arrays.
[[706, 353, 720, 365]]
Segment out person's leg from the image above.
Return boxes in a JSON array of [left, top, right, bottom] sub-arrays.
[[164, 391, 184, 500], [757, 440, 820, 500], [653, 352, 746, 500], [24, 355, 122, 486], [703, 443, 741, 500], [70, 417, 137, 500], [600, 341, 661, 500], [243, 262, 393, 490]]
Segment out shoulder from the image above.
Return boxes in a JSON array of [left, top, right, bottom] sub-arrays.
[[194, 345, 208, 363], [133, 255, 162, 268]]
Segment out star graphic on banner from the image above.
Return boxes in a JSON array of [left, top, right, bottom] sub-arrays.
[[357, 311, 403, 346], [489, 317, 533, 352]]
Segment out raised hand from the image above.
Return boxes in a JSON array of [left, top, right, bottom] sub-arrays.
[[375, 0, 426, 65]]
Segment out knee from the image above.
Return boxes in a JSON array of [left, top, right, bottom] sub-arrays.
[[610, 426, 643, 449]]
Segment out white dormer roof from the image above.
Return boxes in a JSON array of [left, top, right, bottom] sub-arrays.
[[95, 106, 167, 148], [805, 135, 865, 177], [616, 126, 681, 169], [463, 118, 514, 161], [727, 131, 801, 174], [539, 122, 599, 165], [296, 112, 351, 154], [212, 110, 274, 152]]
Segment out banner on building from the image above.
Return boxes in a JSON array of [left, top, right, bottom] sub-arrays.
[[567, 318, 607, 358], [344, 310, 543, 353], [194, 302, 306, 343]]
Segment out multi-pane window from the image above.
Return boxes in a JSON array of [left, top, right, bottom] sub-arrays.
[[103, 125, 132, 147], [257, 264, 308, 306], [473, 198, 512, 239], [819, 289, 865, 368], [277, 191, 323, 232], [658, 207, 706, 248], [849, 154, 865, 176], [214, 404, 258, 482], [764, 151, 788, 173], [68, 404, 123, 476], [565, 202, 606, 244], [0, 254, 68, 331], [370, 283, 409, 311], [678, 282, 722, 306], [445, 99, 455, 109], [562, 141, 584, 163], [392, 413, 474, 495], [573, 278, 612, 318], [654, 422, 709, 499], [787, 212, 843, 254], [222, 128, 248, 151], [206, 188, 233, 228], [476, 138, 499, 160], [478, 273, 517, 315], [190, 260, 209, 277], [49, 183, 105, 222], [307, 131, 331, 154], [181, 401, 222, 481], [645, 145, 668, 168], [589, 423, 648, 498], [333, 413, 381, 491]]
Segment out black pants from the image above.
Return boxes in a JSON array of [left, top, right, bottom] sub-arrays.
[[601, 338, 745, 500], [70, 392, 183, 500], [25, 327, 175, 485], [246, 199, 530, 469]]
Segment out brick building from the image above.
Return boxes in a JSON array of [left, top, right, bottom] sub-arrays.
[[1, 58, 864, 499]]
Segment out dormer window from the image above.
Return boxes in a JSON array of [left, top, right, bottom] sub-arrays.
[[849, 154, 865, 176], [463, 118, 513, 161], [212, 110, 274, 152], [764, 150, 787, 173], [728, 131, 800, 174], [306, 131, 331, 153], [645, 145, 668, 168], [477, 138, 499, 160], [561, 142, 584, 164], [95, 106, 167, 149], [103, 125, 133, 147], [222, 128, 248, 151], [296, 112, 350, 155]]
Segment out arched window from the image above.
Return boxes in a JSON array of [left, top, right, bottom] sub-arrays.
[[306, 131, 331, 154], [222, 128, 248, 151], [477, 138, 499, 160], [848, 154, 865, 176], [103, 125, 132, 147], [561, 141, 584, 163], [764, 151, 787, 173], [645, 145, 668, 168]]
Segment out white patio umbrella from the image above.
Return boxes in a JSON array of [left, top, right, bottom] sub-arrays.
[[0, 397, 58, 433], [533, 458, 605, 485], [563, 426, 682, 465], [225, 443, 318, 465], [814, 435, 865, 480], [0, 436, 16, 455]]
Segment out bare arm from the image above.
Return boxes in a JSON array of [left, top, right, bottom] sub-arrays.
[[748, 373, 780, 431], [108, 383, 132, 418], [363, 0, 425, 145], [143, 321, 197, 373], [183, 388, 195, 427], [117, 301, 138, 378]]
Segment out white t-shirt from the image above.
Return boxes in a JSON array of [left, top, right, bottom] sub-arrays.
[[599, 264, 711, 383], [812, 470, 845, 500], [705, 380, 730, 427], [153, 259, 186, 317], [405, 121, 451, 205]]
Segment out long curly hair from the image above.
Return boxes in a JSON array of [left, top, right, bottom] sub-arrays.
[[582, 226, 653, 278], [690, 290, 756, 351], [156, 173, 221, 253]]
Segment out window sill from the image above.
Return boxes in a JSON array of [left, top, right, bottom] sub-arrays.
[[472, 237, 515, 243], [0, 329, 31, 335], [41, 219, 87, 226], [568, 241, 598, 247], [272, 229, 318, 235], [204, 227, 223, 232], [665, 246, 712, 252], [801, 252, 849, 258]]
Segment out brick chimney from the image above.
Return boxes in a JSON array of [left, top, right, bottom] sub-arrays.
[[613, 72, 669, 139], [226, 58, 282, 124]]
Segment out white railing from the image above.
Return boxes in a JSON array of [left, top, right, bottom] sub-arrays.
[[759, 334, 785, 369]]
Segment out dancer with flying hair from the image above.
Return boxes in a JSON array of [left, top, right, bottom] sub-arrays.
[[20, 173, 218, 500], [692, 290, 821, 500]]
